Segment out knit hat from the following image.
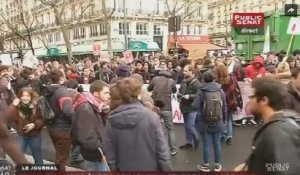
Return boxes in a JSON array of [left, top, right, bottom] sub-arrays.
[[117, 64, 130, 78]]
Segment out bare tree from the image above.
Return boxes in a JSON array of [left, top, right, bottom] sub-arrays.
[[39, 0, 91, 64], [101, 0, 116, 58], [165, 0, 200, 21], [0, 3, 36, 55]]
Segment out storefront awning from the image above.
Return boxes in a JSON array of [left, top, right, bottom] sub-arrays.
[[101, 42, 125, 52], [179, 43, 225, 60], [128, 41, 160, 52], [73, 44, 93, 55]]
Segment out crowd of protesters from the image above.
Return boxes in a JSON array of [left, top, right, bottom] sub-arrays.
[[0, 49, 299, 174]]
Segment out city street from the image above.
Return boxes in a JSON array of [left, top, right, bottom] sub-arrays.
[[24, 124, 257, 171]]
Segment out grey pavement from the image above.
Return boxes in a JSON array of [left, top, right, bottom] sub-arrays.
[[21, 124, 257, 171]]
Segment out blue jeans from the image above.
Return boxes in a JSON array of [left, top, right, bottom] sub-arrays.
[[183, 112, 199, 146], [84, 160, 109, 171], [18, 134, 43, 165], [161, 111, 177, 151], [201, 132, 222, 164], [226, 112, 233, 139]]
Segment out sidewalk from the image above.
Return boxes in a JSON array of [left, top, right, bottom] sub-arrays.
[[8, 154, 83, 171]]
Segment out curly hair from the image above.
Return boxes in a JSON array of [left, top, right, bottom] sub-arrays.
[[18, 87, 39, 103]]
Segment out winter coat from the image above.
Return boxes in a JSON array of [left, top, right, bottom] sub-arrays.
[[246, 111, 300, 175], [245, 57, 266, 80], [178, 78, 202, 113], [71, 94, 106, 162], [220, 74, 243, 114], [148, 70, 177, 111], [286, 82, 300, 113], [45, 85, 73, 131], [6, 102, 44, 137], [192, 82, 227, 133], [104, 101, 172, 171]]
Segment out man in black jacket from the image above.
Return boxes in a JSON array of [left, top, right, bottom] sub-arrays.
[[72, 80, 110, 171], [178, 64, 201, 150], [148, 70, 177, 155], [239, 77, 300, 175], [286, 67, 300, 113], [46, 69, 73, 171]]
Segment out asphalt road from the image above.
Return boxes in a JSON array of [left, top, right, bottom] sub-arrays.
[[23, 124, 257, 171]]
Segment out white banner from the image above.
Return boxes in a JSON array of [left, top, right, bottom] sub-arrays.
[[287, 17, 300, 35], [81, 84, 184, 124]]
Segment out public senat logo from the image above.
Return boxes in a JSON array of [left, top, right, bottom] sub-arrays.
[[232, 13, 264, 27]]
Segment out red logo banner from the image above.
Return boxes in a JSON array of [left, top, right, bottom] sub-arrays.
[[232, 13, 264, 27]]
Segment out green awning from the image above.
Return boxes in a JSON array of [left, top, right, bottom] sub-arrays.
[[73, 44, 93, 55], [47, 47, 60, 56], [34, 48, 47, 57], [128, 40, 160, 52]]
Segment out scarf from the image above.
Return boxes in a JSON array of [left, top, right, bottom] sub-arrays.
[[18, 102, 36, 120]]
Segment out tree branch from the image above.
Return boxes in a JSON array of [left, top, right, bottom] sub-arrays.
[[176, 0, 197, 14], [107, 0, 116, 18], [165, 0, 173, 16], [181, 5, 200, 21]]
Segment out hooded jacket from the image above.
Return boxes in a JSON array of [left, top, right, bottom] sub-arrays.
[[286, 82, 300, 113], [245, 56, 266, 80], [103, 101, 172, 171], [192, 82, 227, 133], [148, 70, 177, 111], [45, 84, 73, 131], [71, 93, 106, 162]]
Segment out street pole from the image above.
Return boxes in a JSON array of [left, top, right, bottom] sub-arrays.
[[123, 0, 128, 50], [173, 15, 178, 56]]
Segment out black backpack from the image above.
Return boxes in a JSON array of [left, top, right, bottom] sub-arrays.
[[37, 96, 55, 125], [203, 90, 223, 124]]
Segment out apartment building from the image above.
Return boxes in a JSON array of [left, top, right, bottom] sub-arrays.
[[0, 0, 211, 59], [208, 0, 299, 47]]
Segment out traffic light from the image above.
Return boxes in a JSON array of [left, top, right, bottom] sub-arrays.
[[168, 16, 181, 32]]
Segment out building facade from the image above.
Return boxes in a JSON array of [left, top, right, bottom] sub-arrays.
[[0, 0, 210, 59], [208, 0, 300, 47]]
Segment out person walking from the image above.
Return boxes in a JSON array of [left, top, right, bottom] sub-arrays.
[[193, 71, 227, 172], [104, 78, 172, 171], [72, 80, 110, 171], [178, 64, 201, 150], [148, 70, 177, 155]]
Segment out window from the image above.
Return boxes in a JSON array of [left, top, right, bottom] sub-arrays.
[[136, 23, 148, 35], [48, 33, 53, 43], [90, 25, 98, 37], [99, 23, 107, 35], [186, 25, 191, 35], [119, 22, 130, 35], [47, 13, 50, 24], [73, 27, 86, 40], [197, 3, 202, 17], [153, 24, 162, 35], [155, 0, 159, 14], [138, 0, 142, 12], [196, 26, 202, 35], [54, 32, 61, 42]]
